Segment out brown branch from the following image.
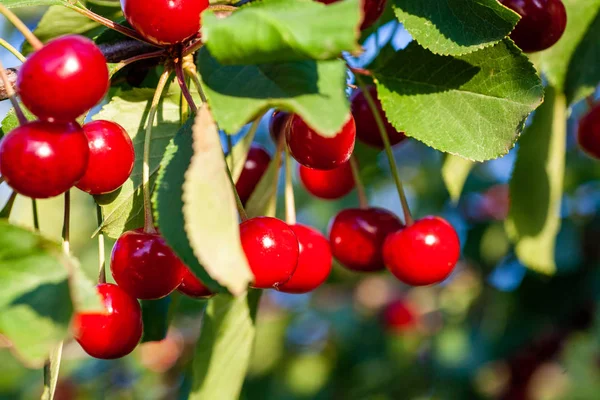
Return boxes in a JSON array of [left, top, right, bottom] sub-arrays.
[[0, 68, 18, 103]]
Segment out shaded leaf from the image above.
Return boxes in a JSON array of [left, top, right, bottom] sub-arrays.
[[442, 154, 475, 203], [141, 296, 171, 343]]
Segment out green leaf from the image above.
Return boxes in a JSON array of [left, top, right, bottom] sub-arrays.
[[1, 107, 36, 137], [505, 86, 565, 275], [182, 107, 253, 295], [197, 48, 350, 136], [373, 39, 543, 161], [141, 297, 171, 343], [2, 0, 62, 7], [65, 255, 103, 313], [41, 344, 63, 400], [392, 0, 519, 56], [532, 0, 600, 100], [0, 192, 17, 219], [202, 0, 361, 65], [94, 85, 182, 239], [442, 154, 474, 203], [190, 291, 261, 400]]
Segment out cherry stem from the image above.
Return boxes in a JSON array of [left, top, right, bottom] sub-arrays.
[[183, 39, 203, 57], [63, 3, 152, 45], [32, 199, 40, 231], [62, 191, 71, 254], [348, 65, 372, 77], [284, 143, 296, 225], [184, 66, 208, 104], [349, 155, 368, 209], [226, 133, 234, 170], [354, 74, 413, 225], [143, 69, 172, 234], [225, 152, 249, 221], [0, 4, 43, 50], [0, 38, 26, 62], [175, 60, 198, 113], [96, 205, 106, 284], [110, 50, 165, 78], [0, 58, 26, 125]]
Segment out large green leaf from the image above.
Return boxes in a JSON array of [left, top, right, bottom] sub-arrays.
[[505, 86, 565, 275], [2, 0, 62, 7], [532, 0, 600, 103], [94, 85, 182, 239], [182, 107, 253, 295], [202, 0, 361, 65], [373, 39, 543, 161], [392, 0, 519, 56], [197, 48, 349, 136]]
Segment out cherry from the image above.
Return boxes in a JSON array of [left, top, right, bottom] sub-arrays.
[[328, 208, 403, 272], [269, 110, 290, 143], [17, 35, 108, 122], [577, 104, 600, 159], [500, 0, 567, 53], [382, 299, 417, 333], [239, 216, 299, 289], [178, 268, 215, 299], [278, 224, 332, 294], [287, 114, 356, 170], [383, 216, 460, 286], [73, 283, 143, 359], [111, 229, 185, 300], [298, 161, 355, 200], [76, 120, 135, 195], [350, 86, 406, 148], [0, 120, 89, 198], [121, 0, 210, 46], [235, 144, 271, 205], [318, 0, 387, 30]]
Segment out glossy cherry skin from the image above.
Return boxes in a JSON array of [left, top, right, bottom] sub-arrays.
[[73, 283, 143, 359], [577, 104, 600, 159], [382, 299, 417, 333], [111, 229, 185, 300], [121, 0, 209, 46], [0, 120, 89, 198], [287, 115, 356, 170], [240, 217, 299, 289], [278, 224, 332, 294], [318, 0, 387, 30], [383, 216, 460, 286], [177, 268, 215, 299], [235, 144, 271, 205], [298, 161, 355, 200], [329, 208, 403, 272], [76, 120, 135, 195], [350, 86, 406, 148], [269, 110, 291, 143], [500, 0, 567, 53], [17, 35, 108, 122]]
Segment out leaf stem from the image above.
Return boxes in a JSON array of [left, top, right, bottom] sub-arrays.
[[354, 74, 413, 225], [349, 155, 368, 209], [41, 344, 63, 400], [284, 143, 296, 225], [62, 191, 71, 254], [96, 204, 106, 284], [175, 59, 198, 113], [0, 4, 43, 50], [143, 69, 172, 234], [0, 38, 26, 62], [109, 50, 165, 78], [0, 59, 26, 125], [32, 199, 39, 231], [184, 65, 208, 104]]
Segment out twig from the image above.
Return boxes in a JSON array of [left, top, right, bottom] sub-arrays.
[[0, 59, 26, 125]]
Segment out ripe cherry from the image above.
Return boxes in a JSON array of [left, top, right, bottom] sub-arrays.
[[287, 114, 356, 170], [240, 216, 299, 289], [350, 86, 406, 148], [382, 299, 417, 334], [318, 0, 387, 30], [73, 283, 143, 359], [329, 208, 403, 272], [178, 268, 215, 299], [500, 0, 567, 53], [76, 120, 135, 195], [577, 104, 600, 159], [235, 144, 271, 205], [269, 110, 290, 143], [383, 216, 460, 286], [278, 224, 332, 294], [121, 0, 210, 46], [0, 120, 89, 198], [17, 35, 108, 122], [299, 161, 355, 200], [111, 229, 185, 300]]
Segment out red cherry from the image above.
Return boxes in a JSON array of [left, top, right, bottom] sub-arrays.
[[318, 0, 387, 30], [577, 104, 600, 159], [178, 268, 215, 299], [500, 0, 567, 53], [240, 217, 299, 289], [235, 144, 271, 205], [382, 299, 417, 333], [350, 86, 406, 149], [287, 115, 356, 170], [269, 110, 291, 143], [76, 120, 135, 195], [383, 216, 460, 286], [73, 283, 142, 359], [0, 120, 89, 199], [278, 224, 332, 294], [111, 229, 185, 300], [298, 161, 355, 200], [329, 208, 403, 272], [17, 35, 108, 122], [121, 0, 209, 46]]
